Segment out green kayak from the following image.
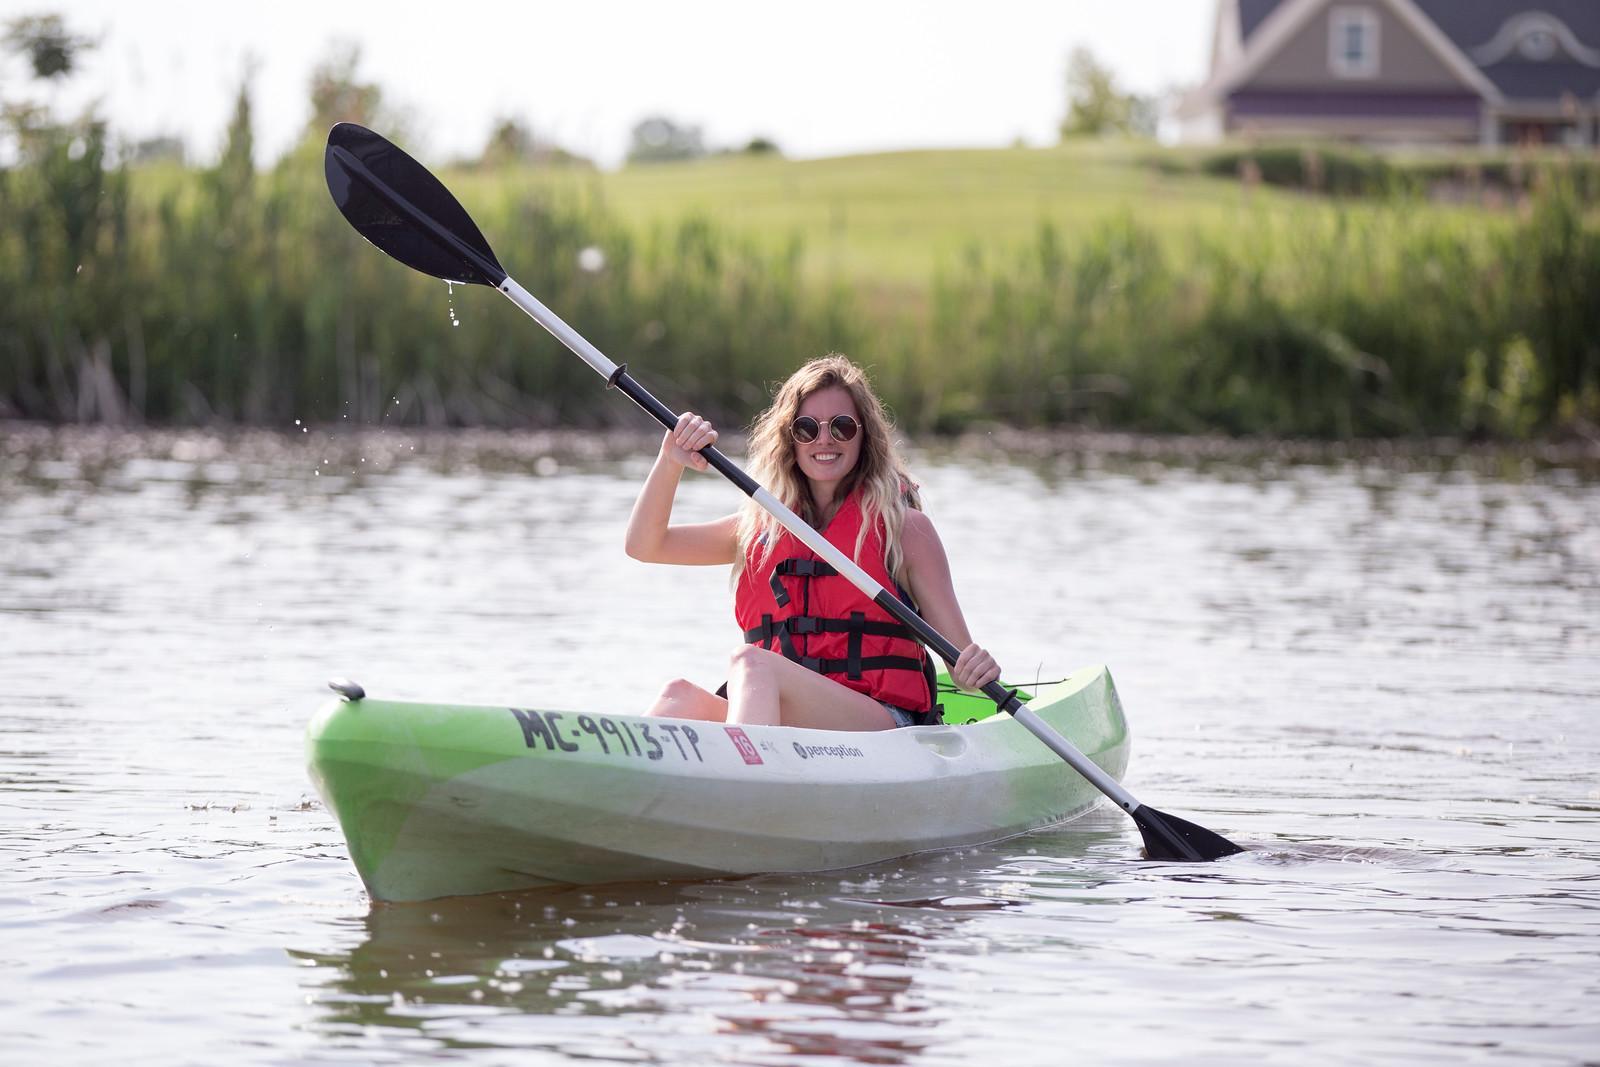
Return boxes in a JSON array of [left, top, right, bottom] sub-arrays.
[[307, 664, 1131, 902]]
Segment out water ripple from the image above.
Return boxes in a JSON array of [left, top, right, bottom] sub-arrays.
[[2, 429, 1596, 1065]]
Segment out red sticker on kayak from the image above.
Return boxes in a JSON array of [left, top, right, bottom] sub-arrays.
[[725, 726, 763, 765]]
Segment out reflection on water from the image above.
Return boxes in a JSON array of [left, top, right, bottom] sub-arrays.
[[2, 426, 1598, 1065], [290, 818, 1140, 1063], [299, 876, 957, 1063]]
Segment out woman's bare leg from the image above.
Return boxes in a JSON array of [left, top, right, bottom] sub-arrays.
[[644, 678, 729, 721], [725, 646, 897, 731]]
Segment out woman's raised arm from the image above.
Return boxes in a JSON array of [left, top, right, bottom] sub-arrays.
[[624, 412, 739, 566]]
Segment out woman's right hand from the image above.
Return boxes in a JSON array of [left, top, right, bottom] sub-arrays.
[[662, 412, 718, 472]]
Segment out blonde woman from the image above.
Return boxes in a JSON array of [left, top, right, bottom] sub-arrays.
[[625, 355, 1001, 731]]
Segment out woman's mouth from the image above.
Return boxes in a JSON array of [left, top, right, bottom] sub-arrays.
[[811, 452, 841, 464]]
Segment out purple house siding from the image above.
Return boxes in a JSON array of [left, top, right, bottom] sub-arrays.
[[1182, 0, 1600, 147], [1230, 91, 1482, 119]]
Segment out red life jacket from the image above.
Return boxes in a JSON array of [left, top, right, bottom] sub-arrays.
[[733, 489, 936, 717]]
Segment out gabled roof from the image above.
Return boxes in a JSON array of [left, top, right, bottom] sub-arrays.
[[1207, 0, 1503, 104], [1222, 0, 1600, 103]]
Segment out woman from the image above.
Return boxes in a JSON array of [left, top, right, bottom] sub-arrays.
[[624, 354, 1001, 730]]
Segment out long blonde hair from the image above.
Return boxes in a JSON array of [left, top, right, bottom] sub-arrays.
[[734, 354, 921, 585]]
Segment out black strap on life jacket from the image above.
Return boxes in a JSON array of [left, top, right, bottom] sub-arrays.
[[743, 613, 926, 681], [768, 558, 836, 607], [792, 653, 927, 679], [743, 614, 915, 644], [753, 555, 940, 714]]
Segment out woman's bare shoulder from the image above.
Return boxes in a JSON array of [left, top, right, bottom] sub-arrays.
[[902, 507, 937, 537], [898, 507, 943, 559]]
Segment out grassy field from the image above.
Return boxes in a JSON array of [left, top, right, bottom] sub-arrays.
[[7, 124, 1593, 436], [462, 141, 1511, 294]]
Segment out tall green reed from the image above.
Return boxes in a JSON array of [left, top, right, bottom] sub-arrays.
[[924, 183, 1597, 438], [0, 103, 857, 430], [2, 101, 1595, 439]]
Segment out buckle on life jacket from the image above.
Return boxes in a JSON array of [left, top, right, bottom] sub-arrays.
[[743, 615, 912, 645], [768, 558, 838, 608], [750, 614, 803, 660]]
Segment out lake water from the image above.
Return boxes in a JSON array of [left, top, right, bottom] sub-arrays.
[[2, 426, 1597, 1065]]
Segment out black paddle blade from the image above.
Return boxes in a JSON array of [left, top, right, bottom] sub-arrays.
[[1133, 805, 1246, 862], [324, 122, 506, 287]]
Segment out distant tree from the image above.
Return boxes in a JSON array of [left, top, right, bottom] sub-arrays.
[[626, 115, 705, 164], [307, 42, 382, 134], [481, 116, 537, 165], [209, 79, 254, 201], [3, 13, 94, 80], [126, 134, 186, 166], [1127, 96, 1159, 139], [1059, 46, 1154, 139], [220, 77, 254, 174], [2, 12, 98, 163], [741, 135, 782, 156], [478, 115, 593, 169]]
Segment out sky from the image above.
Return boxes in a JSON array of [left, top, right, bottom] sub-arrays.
[[4, 0, 1216, 168]]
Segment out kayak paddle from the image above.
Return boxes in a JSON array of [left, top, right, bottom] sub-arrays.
[[323, 122, 1245, 863]]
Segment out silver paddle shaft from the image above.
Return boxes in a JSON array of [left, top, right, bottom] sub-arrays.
[[498, 269, 1138, 813], [500, 277, 620, 380]]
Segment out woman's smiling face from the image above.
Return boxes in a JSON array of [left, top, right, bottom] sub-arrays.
[[792, 384, 862, 487]]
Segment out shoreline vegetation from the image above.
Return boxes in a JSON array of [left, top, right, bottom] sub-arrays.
[[4, 423, 1596, 482], [2, 104, 1597, 442]]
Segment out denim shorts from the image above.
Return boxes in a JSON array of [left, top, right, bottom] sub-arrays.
[[882, 702, 925, 728]]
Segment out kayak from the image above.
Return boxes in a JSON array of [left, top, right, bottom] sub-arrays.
[[306, 664, 1131, 902]]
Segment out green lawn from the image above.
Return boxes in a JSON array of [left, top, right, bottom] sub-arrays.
[[455, 141, 1504, 294], [21, 134, 1582, 435]]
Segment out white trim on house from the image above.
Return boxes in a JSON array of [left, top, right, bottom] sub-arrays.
[[1175, 0, 1320, 120], [1214, 0, 1328, 91], [1199, 0, 1505, 105], [1212, 0, 1245, 73], [1373, 0, 1505, 103], [1329, 6, 1381, 79], [1471, 12, 1600, 69]]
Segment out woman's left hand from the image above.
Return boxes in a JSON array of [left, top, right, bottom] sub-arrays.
[[951, 643, 1001, 692]]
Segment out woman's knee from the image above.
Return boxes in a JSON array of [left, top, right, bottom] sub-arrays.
[[729, 644, 779, 677], [646, 673, 735, 722], [657, 678, 702, 703]]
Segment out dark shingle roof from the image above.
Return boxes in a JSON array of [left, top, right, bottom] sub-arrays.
[[1239, 0, 1288, 43], [1411, 0, 1600, 100], [1236, 0, 1600, 101], [1476, 62, 1600, 101], [1410, 1, 1600, 53]]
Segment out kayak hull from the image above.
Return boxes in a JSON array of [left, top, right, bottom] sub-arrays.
[[306, 664, 1130, 902]]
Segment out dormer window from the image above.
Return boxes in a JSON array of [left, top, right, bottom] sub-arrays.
[[1472, 13, 1600, 67], [1518, 27, 1556, 61], [1329, 6, 1381, 79]]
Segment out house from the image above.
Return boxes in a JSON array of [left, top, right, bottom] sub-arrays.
[[1178, 0, 1600, 147]]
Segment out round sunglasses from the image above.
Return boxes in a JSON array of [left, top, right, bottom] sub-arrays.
[[790, 414, 860, 444]]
